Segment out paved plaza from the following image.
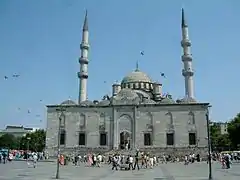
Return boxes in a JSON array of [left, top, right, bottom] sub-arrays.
[[0, 161, 239, 180]]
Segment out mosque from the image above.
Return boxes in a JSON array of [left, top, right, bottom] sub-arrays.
[[45, 9, 209, 156]]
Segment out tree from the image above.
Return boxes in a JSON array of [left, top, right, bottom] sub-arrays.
[[210, 122, 231, 151], [20, 129, 46, 152], [228, 113, 240, 149], [0, 133, 19, 149]]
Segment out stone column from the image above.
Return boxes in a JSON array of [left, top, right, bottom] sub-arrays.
[[112, 107, 118, 149], [133, 106, 137, 149]]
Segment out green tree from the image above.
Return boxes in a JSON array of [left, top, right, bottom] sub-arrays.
[[210, 122, 221, 149], [20, 129, 46, 152], [228, 113, 240, 149], [0, 133, 19, 149], [210, 122, 231, 151]]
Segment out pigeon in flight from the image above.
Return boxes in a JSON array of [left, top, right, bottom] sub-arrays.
[[140, 51, 144, 56], [12, 74, 20, 78], [160, 72, 166, 78]]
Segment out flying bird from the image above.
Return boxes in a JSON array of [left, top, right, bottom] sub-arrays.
[[27, 110, 31, 114], [4, 76, 8, 80], [12, 74, 20, 78], [160, 72, 166, 78], [140, 51, 144, 56]]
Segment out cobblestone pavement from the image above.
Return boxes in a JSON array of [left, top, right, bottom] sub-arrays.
[[0, 161, 239, 180]]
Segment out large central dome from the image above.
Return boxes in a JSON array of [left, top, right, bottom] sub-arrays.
[[121, 69, 152, 84]]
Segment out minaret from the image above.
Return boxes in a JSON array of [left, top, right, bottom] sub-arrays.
[[181, 8, 195, 100], [78, 11, 90, 103]]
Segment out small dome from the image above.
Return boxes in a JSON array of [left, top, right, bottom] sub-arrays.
[[141, 98, 156, 104], [179, 97, 197, 103], [61, 99, 76, 105], [98, 100, 111, 106], [121, 70, 152, 84], [160, 98, 175, 104], [79, 100, 95, 106]]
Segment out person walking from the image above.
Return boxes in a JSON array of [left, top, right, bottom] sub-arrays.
[[112, 155, 118, 170], [128, 155, 134, 170], [133, 152, 140, 170], [33, 153, 38, 168]]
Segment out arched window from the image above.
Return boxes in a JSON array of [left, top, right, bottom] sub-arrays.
[[99, 113, 105, 126], [60, 129, 66, 145], [60, 114, 65, 127], [166, 112, 173, 125], [80, 114, 86, 127], [188, 112, 195, 124]]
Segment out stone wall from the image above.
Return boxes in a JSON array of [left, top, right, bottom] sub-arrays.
[[45, 103, 208, 157]]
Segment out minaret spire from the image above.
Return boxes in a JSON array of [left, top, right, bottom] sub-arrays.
[[78, 10, 90, 104], [83, 10, 88, 31], [181, 8, 187, 27], [135, 60, 139, 71], [181, 8, 195, 100]]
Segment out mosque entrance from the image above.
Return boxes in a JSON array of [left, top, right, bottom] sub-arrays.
[[119, 131, 131, 150], [118, 114, 133, 150]]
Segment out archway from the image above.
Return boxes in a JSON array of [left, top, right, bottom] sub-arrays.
[[119, 131, 131, 149], [118, 114, 133, 150]]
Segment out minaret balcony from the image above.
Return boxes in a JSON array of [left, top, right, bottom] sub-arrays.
[[182, 69, 194, 76], [181, 55, 192, 62], [80, 42, 90, 50], [181, 39, 191, 47], [79, 57, 89, 64], [78, 72, 88, 79]]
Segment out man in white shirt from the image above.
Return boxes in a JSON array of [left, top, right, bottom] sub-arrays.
[[33, 153, 38, 168], [97, 154, 102, 167], [128, 155, 134, 170]]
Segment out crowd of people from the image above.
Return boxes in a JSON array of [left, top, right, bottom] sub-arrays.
[[0, 149, 48, 168], [1, 148, 240, 171], [58, 149, 240, 172]]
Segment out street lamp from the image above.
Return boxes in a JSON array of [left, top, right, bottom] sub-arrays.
[[55, 107, 66, 179], [26, 137, 31, 164], [206, 105, 212, 180]]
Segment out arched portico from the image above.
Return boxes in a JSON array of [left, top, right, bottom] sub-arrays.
[[118, 114, 133, 149]]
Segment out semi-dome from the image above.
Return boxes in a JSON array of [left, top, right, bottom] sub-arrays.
[[115, 89, 139, 100], [141, 98, 156, 104], [179, 97, 197, 103], [98, 100, 111, 106], [79, 100, 95, 106], [61, 99, 76, 105], [160, 98, 175, 104], [121, 70, 152, 84]]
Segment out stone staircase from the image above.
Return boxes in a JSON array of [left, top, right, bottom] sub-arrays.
[[104, 149, 137, 156]]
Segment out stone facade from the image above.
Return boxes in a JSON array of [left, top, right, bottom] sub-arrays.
[[45, 103, 209, 156], [45, 10, 210, 157]]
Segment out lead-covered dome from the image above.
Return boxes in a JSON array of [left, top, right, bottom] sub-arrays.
[[121, 70, 152, 84], [61, 99, 76, 105]]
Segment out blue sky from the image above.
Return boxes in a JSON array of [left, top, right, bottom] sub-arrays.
[[0, 0, 239, 129]]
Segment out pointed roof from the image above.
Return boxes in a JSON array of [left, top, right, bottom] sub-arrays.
[[135, 60, 139, 72], [181, 8, 187, 27], [83, 10, 88, 31]]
